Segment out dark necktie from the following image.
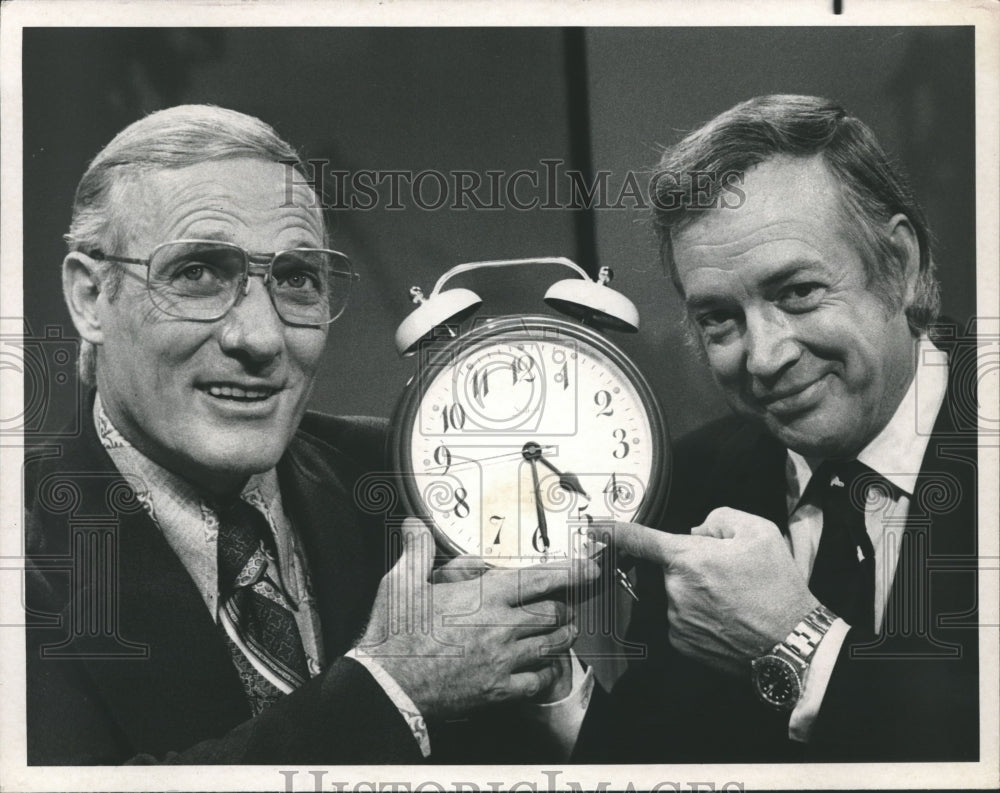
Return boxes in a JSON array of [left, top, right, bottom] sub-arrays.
[[217, 498, 310, 715], [808, 460, 892, 636]]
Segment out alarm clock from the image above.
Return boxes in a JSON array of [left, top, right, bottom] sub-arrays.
[[387, 258, 669, 578]]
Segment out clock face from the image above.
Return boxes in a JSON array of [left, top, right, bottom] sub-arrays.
[[392, 316, 667, 568]]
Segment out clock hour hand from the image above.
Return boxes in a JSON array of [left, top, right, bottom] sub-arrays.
[[522, 442, 639, 603], [522, 442, 590, 498]]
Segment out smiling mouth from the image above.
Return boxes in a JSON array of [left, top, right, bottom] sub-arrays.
[[757, 377, 825, 414], [762, 384, 812, 403], [202, 384, 279, 402]]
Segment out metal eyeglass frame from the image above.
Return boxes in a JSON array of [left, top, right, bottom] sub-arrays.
[[88, 238, 360, 326]]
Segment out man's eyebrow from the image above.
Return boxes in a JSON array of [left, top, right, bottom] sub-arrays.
[[182, 230, 232, 243], [682, 258, 828, 311], [683, 293, 733, 313], [757, 259, 827, 290], [172, 232, 321, 251]]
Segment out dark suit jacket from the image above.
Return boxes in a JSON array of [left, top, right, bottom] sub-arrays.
[[577, 341, 979, 763], [25, 401, 566, 765], [25, 406, 424, 764]]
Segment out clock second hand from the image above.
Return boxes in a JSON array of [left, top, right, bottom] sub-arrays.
[[522, 441, 639, 603], [427, 445, 557, 474]]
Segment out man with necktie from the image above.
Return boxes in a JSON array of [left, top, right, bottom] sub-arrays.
[[576, 94, 979, 762], [24, 104, 591, 764]]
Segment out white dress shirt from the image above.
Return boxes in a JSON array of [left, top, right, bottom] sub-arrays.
[[786, 337, 948, 740]]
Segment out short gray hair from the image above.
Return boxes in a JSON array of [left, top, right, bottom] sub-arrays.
[[65, 104, 317, 386], [651, 94, 940, 334]]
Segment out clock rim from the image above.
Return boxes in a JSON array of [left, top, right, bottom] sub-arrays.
[[387, 313, 671, 565]]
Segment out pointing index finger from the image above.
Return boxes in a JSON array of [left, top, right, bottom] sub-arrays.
[[610, 521, 692, 567]]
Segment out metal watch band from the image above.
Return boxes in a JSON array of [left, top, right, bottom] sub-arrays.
[[752, 604, 839, 709], [781, 603, 838, 663]]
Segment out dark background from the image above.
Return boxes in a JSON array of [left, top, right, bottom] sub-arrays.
[[19, 25, 977, 685], [22, 27, 976, 446]]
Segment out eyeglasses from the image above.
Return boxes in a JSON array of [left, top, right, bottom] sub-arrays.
[[90, 239, 359, 326]]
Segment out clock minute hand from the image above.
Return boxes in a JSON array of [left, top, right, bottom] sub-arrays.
[[522, 442, 638, 603], [527, 457, 550, 551], [521, 442, 551, 551]]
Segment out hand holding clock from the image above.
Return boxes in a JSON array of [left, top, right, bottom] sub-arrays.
[[612, 508, 819, 676], [356, 518, 599, 718], [432, 552, 577, 703]]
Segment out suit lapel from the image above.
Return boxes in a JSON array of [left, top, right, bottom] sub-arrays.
[[80, 506, 252, 750], [878, 355, 978, 647], [278, 432, 388, 661], [712, 421, 789, 532], [55, 413, 252, 754], [32, 404, 393, 757]]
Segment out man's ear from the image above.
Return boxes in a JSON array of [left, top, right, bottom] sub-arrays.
[[62, 252, 106, 344], [887, 213, 921, 305]]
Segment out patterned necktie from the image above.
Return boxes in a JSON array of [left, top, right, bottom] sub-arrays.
[[808, 460, 892, 636], [216, 498, 310, 715]]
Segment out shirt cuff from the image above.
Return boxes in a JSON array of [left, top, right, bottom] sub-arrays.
[[346, 647, 431, 758], [520, 651, 595, 759], [788, 617, 850, 743]]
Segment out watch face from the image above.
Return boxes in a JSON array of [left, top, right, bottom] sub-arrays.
[[392, 316, 667, 568], [752, 655, 802, 709]]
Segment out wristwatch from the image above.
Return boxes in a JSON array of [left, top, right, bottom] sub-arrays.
[[751, 604, 838, 710]]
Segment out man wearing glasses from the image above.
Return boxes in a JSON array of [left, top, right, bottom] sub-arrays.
[[24, 105, 589, 764]]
